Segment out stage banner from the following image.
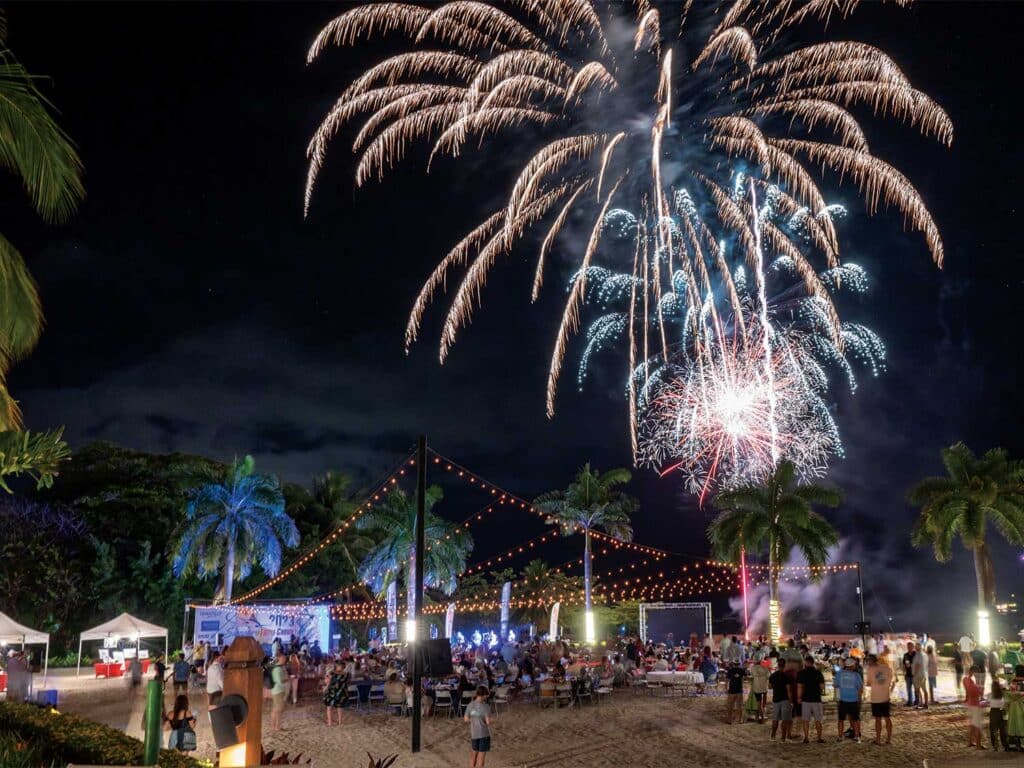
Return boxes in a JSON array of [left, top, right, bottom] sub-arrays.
[[500, 581, 512, 640], [386, 581, 398, 642], [445, 602, 456, 638], [193, 604, 329, 650], [549, 602, 560, 639]]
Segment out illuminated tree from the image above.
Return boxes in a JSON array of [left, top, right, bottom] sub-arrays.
[[172, 456, 297, 603], [357, 486, 472, 635], [909, 443, 1024, 613], [534, 463, 636, 617], [708, 460, 840, 639]]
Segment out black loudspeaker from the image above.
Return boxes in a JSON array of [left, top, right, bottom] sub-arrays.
[[854, 621, 872, 635], [423, 639, 454, 676], [209, 694, 248, 749]]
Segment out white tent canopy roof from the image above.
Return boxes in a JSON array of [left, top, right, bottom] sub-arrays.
[[79, 612, 168, 642], [0, 610, 49, 644]]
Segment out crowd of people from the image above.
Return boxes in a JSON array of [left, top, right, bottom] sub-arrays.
[[36, 626, 1020, 760]]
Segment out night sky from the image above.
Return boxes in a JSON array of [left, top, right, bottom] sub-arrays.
[[4, 2, 1023, 634]]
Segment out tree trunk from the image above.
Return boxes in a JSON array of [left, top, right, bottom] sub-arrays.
[[973, 541, 995, 608], [768, 534, 780, 639], [584, 527, 592, 612], [219, 536, 236, 604]]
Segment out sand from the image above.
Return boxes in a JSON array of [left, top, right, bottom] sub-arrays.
[[35, 668, 1019, 768]]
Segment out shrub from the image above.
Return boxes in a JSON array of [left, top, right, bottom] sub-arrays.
[[46, 651, 83, 668], [0, 728, 58, 768], [0, 702, 201, 768], [939, 642, 958, 658]]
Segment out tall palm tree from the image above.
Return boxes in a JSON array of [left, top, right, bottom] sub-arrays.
[[0, 14, 84, 427], [908, 443, 1024, 613], [709, 460, 841, 638], [172, 456, 298, 603], [534, 463, 638, 617], [356, 485, 472, 637]]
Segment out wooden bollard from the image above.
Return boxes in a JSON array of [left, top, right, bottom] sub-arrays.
[[220, 637, 264, 767]]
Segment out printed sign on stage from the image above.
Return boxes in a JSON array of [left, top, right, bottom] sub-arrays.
[[193, 604, 330, 650]]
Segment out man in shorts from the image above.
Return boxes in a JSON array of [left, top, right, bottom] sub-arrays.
[[796, 656, 826, 743], [835, 657, 864, 743], [866, 654, 895, 745], [768, 660, 794, 741], [725, 661, 746, 724]]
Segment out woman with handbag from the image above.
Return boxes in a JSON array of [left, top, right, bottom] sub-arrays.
[[165, 694, 197, 751]]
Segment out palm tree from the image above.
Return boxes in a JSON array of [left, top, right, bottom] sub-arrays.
[[0, 13, 82, 487], [908, 443, 1024, 614], [517, 559, 583, 630], [356, 485, 472, 638], [709, 460, 841, 638], [172, 456, 298, 603], [534, 463, 638, 619], [0, 14, 84, 427]]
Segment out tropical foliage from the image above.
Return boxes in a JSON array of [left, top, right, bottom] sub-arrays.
[[357, 485, 473, 624], [709, 460, 841, 633], [515, 559, 583, 628], [172, 455, 298, 603], [908, 443, 1024, 608], [0, 12, 80, 483], [0, 703, 199, 768], [534, 463, 637, 612]]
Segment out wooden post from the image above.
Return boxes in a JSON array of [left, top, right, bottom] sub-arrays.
[[220, 636, 264, 768]]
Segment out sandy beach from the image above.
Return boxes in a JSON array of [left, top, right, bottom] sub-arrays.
[[34, 667, 1019, 768]]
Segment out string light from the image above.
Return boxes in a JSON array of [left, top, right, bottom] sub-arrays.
[[233, 451, 417, 604]]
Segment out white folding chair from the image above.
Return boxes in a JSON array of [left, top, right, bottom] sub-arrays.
[[492, 685, 511, 715], [345, 684, 362, 710], [433, 688, 454, 717], [595, 677, 614, 705], [555, 684, 573, 708], [368, 683, 385, 708], [459, 690, 475, 715]]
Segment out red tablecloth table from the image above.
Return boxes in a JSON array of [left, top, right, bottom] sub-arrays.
[[0, 672, 6, 692], [93, 662, 124, 678]]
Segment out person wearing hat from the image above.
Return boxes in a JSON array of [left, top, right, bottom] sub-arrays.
[[835, 656, 864, 743]]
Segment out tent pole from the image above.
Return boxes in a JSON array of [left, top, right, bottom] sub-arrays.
[[76, 638, 83, 677], [43, 639, 49, 688]]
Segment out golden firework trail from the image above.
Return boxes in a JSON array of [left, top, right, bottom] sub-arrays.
[[305, 0, 950, 420]]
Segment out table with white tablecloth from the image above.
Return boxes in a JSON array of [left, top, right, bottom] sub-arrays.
[[645, 671, 704, 685]]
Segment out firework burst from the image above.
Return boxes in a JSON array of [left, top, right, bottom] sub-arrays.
[[305, 1, 949, 488]]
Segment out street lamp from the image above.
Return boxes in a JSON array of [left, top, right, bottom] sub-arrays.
[[584, 611, 596, 644]]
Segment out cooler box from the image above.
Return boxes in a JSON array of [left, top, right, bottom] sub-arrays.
[[36, 689, 58, 706]]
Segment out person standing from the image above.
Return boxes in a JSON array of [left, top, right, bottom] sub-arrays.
[[464, 684, 492, 768], [989, 679, 1010, 751], [835, 657, 864, 743], [963, 669, 985, 749], [911, 643, 928, 709], [796, 656, 826, 743], [270, 652, 288, 732], [958, 632, 975, 670], [768, 660, 794, 741], [206, 651, 224, 707], [322, 659, 348, 726], [171, 653, 191, 696], [866, 654, 895, 745], [953, 653, 964, 700], [287, 651, 302, 705], [154, 653, 168, 692], [164, 694, 196, 751], [5, 651, 29, 703], [751, 658, 770, 724], [901, 642, 917, 707], [970, 646, 988, 693], [725, 661, 746, 724], [925, 646, 938, 705]]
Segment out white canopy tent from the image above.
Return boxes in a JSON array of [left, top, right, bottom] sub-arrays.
[[0, 611, 50, 690], [76, 612, 168, 677]]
